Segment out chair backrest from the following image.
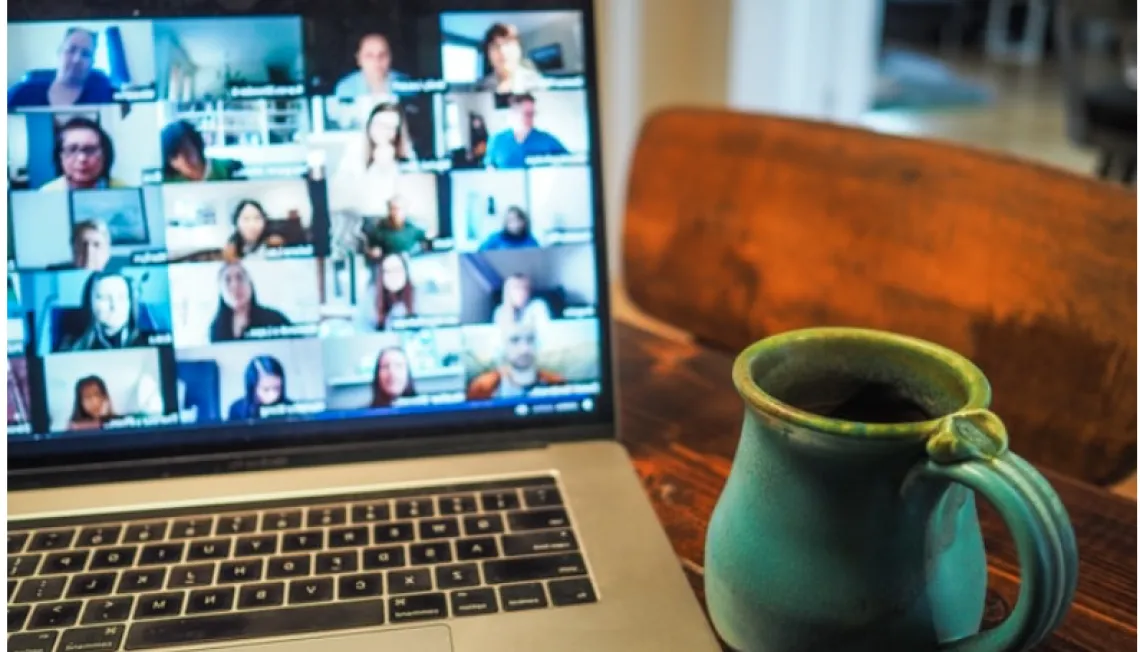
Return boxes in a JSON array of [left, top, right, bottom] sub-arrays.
[[622, 108, 1137, 485]]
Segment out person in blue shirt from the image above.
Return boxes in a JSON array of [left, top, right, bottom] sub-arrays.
[[485, 93, 569, 169], [334, 33, 409, 98], [479, 206, 540, 251], [8, 28, 115, 110]]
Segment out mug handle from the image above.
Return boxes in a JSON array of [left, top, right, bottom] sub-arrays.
[[904, 409, 1079, 652]]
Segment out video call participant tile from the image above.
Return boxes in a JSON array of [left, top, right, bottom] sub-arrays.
[[442, 90, 588, 170], [457, 244, 598, 327], [8, 356, 34, 435], [321, 251, 461, 336], [324, 170, 445, 256], [321, 328, 465, 412], [461, 318, 601, 402], [10, 186, 166, 271], [43, 347, 179, 433], [175, 338, 326, 425]]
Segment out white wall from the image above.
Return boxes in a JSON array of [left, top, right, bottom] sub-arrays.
[[7, 21, 157, 87], [528, 166, 593, 239], [44, 348, 164, 431], [179, 338, 326, 418]]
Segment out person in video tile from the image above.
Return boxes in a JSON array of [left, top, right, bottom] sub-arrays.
[[467, 320, 565, 400], [59, 271, 150, 351], [370, 347, 417, 408], [8, 28, 116, 109], [486, 94, 568, 169], [71, 219, 112, 271], [335, 33, 409, 98], [43, 117, 127, 191], [492, 273, 551, 329], [209, 262, 292, 342], [478, 206, 540, 251], [67, 374, 119, 430], [160, 120, 243, 183], [228, 355, 293, 420], [364, 195, 430, 258], [478, 23, 545, 94], [358, 252, 416, 331], [223, 200, 286, 261]]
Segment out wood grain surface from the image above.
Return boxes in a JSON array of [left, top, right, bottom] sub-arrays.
[[615, 321, 1138, 651], [621, 108, 1137, 486]]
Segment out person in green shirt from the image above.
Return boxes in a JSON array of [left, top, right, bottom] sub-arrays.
[[364, 195, 431, 258], [160, 120, 243, 183]]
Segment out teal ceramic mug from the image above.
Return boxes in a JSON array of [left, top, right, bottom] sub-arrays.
[[705, 327, 1078, 652]]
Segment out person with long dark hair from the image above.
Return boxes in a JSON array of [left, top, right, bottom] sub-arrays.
[[477, 23, 545, 93], [357, 252, 415, 331], [209, 262, 291, 342], [223, 200, 285, 260], [370, 347, 416, 408], [43, 117, 126, 190], [59, 271, 149, 351], [228, 355, 292, 420], [67, 375, 117, 430], [478, 206, 540, 251], [160, 120, 242, 182]]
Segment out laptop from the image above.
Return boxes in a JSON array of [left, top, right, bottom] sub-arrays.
[[6, 0, 721, 650]]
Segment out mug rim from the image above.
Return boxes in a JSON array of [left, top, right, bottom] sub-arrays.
[[732, 327, 992, 439]]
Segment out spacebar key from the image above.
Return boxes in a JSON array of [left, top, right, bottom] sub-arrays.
[[124, 601, 386, 650]]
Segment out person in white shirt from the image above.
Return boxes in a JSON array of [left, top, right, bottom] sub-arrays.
[[492, 273, 551, 329]]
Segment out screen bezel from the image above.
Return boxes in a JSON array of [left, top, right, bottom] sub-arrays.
[[6, 0, 618, 488]]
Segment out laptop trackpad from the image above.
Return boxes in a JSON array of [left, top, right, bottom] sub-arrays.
[[233, 626, 452, 651]]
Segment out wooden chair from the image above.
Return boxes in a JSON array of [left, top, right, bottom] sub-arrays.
[[622, 108, 1137, 486]]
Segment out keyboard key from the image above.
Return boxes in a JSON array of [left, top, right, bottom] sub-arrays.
[[9, 604, 30, 631], [67, 572, 116, 598], [388, 568, 432, 594], [90, 546, 137, 569], [124, 522, 169, 543], [508, 508, 571, 531], [170, 518, 213, 539], [438, 495, 477, 515], [373, 522, 414, 543], [523, 485, 563, 508], [58, 623, 126, 650], [187, 587, 236, 614], [351, 502, 390, 524], [338, 573, 383, 600], [219, 559, 263, 583], [499, 582, 548, 611], [238, 582, 285, 609], [9, 554, 42, 578], [483, 553, 588, 584], [168, 564, 216, 588], [463, 514, 505, 536], [28, 600, 81, 628], [481, 490, 521, 511], [40, 550, 88, 575], [394, 498, 433, 519], [502, 529, 579, 556], [306, 506, 346, 527], [548, 578, 598, 606], [76, 525, 122, 547], [316, 551, 358, 574], [261, 510, 302, 532], [436, 563, 479, 589], [6, 631, 55, 652], [410, 542, 452, 565], [456, 537, 499, 560], [139, 543, 184, 566], [119, 568, 167, 593], [8, 532, 29, 554], [282, 530, 324, 552], [267, 555, 311, 579], [28, 529, 75, 551], [187, 539, 231, 561], [362, 546, 405, 570], [14, 577, 65, 603], [216, 514, 257, 535], [389, 593, 447, 623], [80, 596, 134, 624], [125, 601, 385, 648], [134, 592, 185, 619], [288, 577, 334, 604], [451, 588, 499, 617], [328, 526, 368, 548], [418, 518, 460, 540], [235, 535, 277, 557]]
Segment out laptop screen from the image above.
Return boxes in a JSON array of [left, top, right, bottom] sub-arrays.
[[6, 0, 611, 467]]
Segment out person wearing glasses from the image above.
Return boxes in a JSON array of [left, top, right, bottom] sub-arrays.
[[8, 28, 116, 109], [41, 117, 127, 190]]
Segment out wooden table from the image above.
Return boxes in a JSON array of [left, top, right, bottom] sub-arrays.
[[615, 322, 1138, 651]]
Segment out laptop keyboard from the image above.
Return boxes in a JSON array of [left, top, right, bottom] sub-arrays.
[[8, 476, 598, 651]]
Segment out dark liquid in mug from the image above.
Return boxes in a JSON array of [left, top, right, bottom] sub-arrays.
[[789, 381, 936, 424]]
